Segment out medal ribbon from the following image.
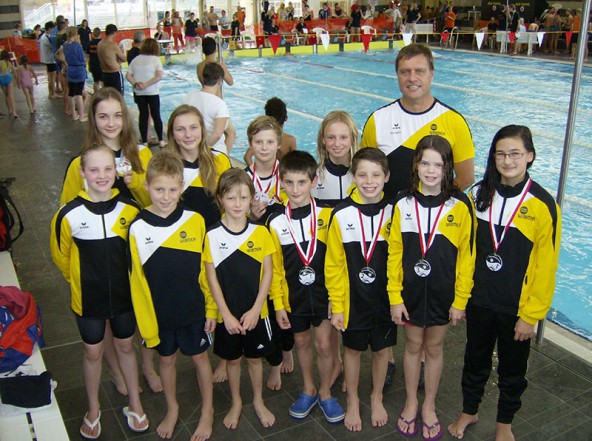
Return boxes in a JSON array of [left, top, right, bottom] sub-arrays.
[[252, 160, 282, 203], [414, 199, 445, 258], [489, 178, 532, 253], [357, 208, 385, 266], [286, 198, 318, 267]]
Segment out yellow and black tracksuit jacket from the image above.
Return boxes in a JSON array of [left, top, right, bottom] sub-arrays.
[[128, 206, 217, 348], [181, 149, 231, 228], [326, 191, 394, 330], [268, 200, 332, 316], [470, 176, 561, 324], [50, 190, 139, 318], [311, 160, 356, 207], [387, 189, 475, 327], [203, 219, 275, 322], [60, 145, 152, 207], [361, 99, 475, 196]]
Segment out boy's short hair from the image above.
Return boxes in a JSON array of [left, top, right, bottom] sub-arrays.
[[66, 26, 78, 40], [247, 116, 282, 145], [279, 151, 317, 181], [351, 147, 389, 176], [202, 62, 224, 86], [44, 21, 54, 31], [146, 151, 184, 184], [202, 37, 217, 56], [92, 27, 101, 37], [80, 145, 115, 169], [264, 97, 288, 125], [215, 168, 255, 211]]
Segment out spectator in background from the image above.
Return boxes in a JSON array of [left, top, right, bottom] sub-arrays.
[[40, 21, 60, 99], [184, 12, 200, 53], [286, 2, 295, 20], [97, 23, 126, 95], [171, 9, 184, 52], [163, 11, 172, 37], [219, 10, 231, 30], [13, 23, 22, 38], [231, 13, 241, 46], [509, 4, 520, 55], [208, 6, 220, 31], [33, 24, 43, 39], [351, 4, 362, 41], [237, 5, 246, 27], [78, 19, 91, 52], [439, 1, 448, 32], [88, 27, 102, 93], [154, 22, 169, 41], [294, 16, 309, 44], [319, 2, 331, 20], [127, 30, 145, 64], [278, 3, 287, 21], [406, 3, 422, 40]]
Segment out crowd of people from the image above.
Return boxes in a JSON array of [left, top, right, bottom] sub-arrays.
[[39, 35, 563, 441]]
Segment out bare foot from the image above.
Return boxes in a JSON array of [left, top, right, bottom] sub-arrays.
[[157, 407, 179, 439], [144, 369, 164, 393], [267, 365, 282, 391], [495, 422, 515, 441], [448, 412, 479, 439], [112, 375, 128, 396], [254, 401, 275, 428], [370, 396, 388, 427], [280, 350, 294, 373], [80, 410, 101, 438], [213, 359, 228, 383], [344, 399, 362, 432], [223, 402, 242, 429], [397, 401, 418, 435], [190, 409, 214, 441]]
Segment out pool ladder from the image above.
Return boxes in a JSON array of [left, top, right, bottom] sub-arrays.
[[440, 27, 459, 51]]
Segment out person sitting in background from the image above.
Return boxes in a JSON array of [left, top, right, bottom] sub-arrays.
[[13, 23, 22, 38], [334, 3, 344, 17], [293, 17, 309, 44]]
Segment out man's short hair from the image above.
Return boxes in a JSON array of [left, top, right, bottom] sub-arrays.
[[202, 37, 217, 56], [279, 151, 318, 181], [202, 62, 225, 86], [395, 43, 434, 72], [146, 151, 184, 184], [105, 24, 117, 36], [133, 30, 146, 44]]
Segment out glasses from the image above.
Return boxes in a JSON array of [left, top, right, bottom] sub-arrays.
[[494, 151, 527, 160]]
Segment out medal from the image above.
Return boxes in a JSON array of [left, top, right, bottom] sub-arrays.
[[252, 160, 282, 206], [487, 179, 532, 272], [286, 199, 318, 285], [414, 258, 431, 277], [115, 157, 131, 176], [359, 266, 376, 284], [414, 199, 445, 278], [357, 208, 386, 285], [299, 266, 316, 285]]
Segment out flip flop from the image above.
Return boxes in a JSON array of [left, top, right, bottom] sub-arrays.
[[396, 414, 418, 437], [80, 411, 101, 439], [122, 406, 149, 432], [422, 419, 443, 441]]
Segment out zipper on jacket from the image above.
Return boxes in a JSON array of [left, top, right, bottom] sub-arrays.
[[101, 213, 113, 316], [298, 216, 314, 315], [424, 205, 431, 326]]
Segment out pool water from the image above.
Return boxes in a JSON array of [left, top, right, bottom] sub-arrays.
[[124, 49, 592, 340]]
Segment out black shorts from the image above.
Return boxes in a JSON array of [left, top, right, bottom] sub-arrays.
[[154, 320, 211, 357], [75, 310, 136, 345], [45, 63, 57, 73], [289, 312, 328, 334], [342, 324, 397, 352], [101, 71, 124, 95], [68, 81, 85, 97], [89, 67, 102, 83], [214, 316, 273, 360]]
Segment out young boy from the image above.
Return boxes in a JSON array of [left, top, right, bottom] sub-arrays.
[[326, 147, 397, 432], [128, 151, 216, 441], [268, 151, 345, 423], [203, 168, 277, 430]]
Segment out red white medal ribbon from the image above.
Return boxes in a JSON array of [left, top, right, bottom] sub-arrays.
[[414, 199, 445, 258], [357, 208, 385, 266], [286, 198, 318, 267], [252, 160, 282, 203], [489, 178, 532, 252]]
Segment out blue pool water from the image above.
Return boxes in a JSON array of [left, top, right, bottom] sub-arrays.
[[124, 49, 592, 340]]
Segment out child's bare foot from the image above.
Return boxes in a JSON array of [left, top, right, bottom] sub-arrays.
[[344, 399, 362, 432], [280, 350, 294, 373], [157, 406, 179, 439], [223, 402, 242, 429], [213, 359, 228, 383], [370, 394, 388, 427], [143, 369, 163, 393], [448, 412, 478, 439], [266, 365, 282, 391], [112, 375, 128, 396], [190, 408, 214, 441], [495, 422, 515, 441], [254, 401, 275, 428]]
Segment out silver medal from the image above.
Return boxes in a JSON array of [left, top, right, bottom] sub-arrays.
[[486, 253, 503, 272], [414, 259, 431, 277], [299, 267, 315, 285], [115, 157, 131, 176], [359, 267, 376, 284]]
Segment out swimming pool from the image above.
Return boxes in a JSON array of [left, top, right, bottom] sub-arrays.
[[124, 49, 592, 340]]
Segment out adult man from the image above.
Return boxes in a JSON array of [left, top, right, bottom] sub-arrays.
[[97, 24, 126, 94], [39, 21, 60, 99], [406, 3, 422, 39], [207, 6, 219, 32], [126, 30, 145, 64], [183, 62, 230, 153], [361, 43, 475, 196]]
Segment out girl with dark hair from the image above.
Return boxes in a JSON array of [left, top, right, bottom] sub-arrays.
[[389, 135, 475, 440], [449, 125, 561, 441]]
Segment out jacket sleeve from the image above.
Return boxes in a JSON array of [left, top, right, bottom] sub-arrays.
[[325, 215, 347, 315], [519, 202, 562, 324], [268, 225, 287, 311], [60, 157, 84, 206], [128, 146, 152, 208], [386, 205, 404, 306], [200, 235, 219, 320], [128, 231, 161, 348], [452, 201, 475, 310], [49, 209, 72, 283], [360, 113, 377, 148]]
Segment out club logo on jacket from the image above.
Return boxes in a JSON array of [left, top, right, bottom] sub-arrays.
[[246, 240, 262, 253], [446, 214, 460, 227], [119, 218, 127, 225], [518, 205, 535, 221]]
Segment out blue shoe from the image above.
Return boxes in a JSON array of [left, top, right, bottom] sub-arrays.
[[289, 393, 318, 419], [318, 395, 345, 423]]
